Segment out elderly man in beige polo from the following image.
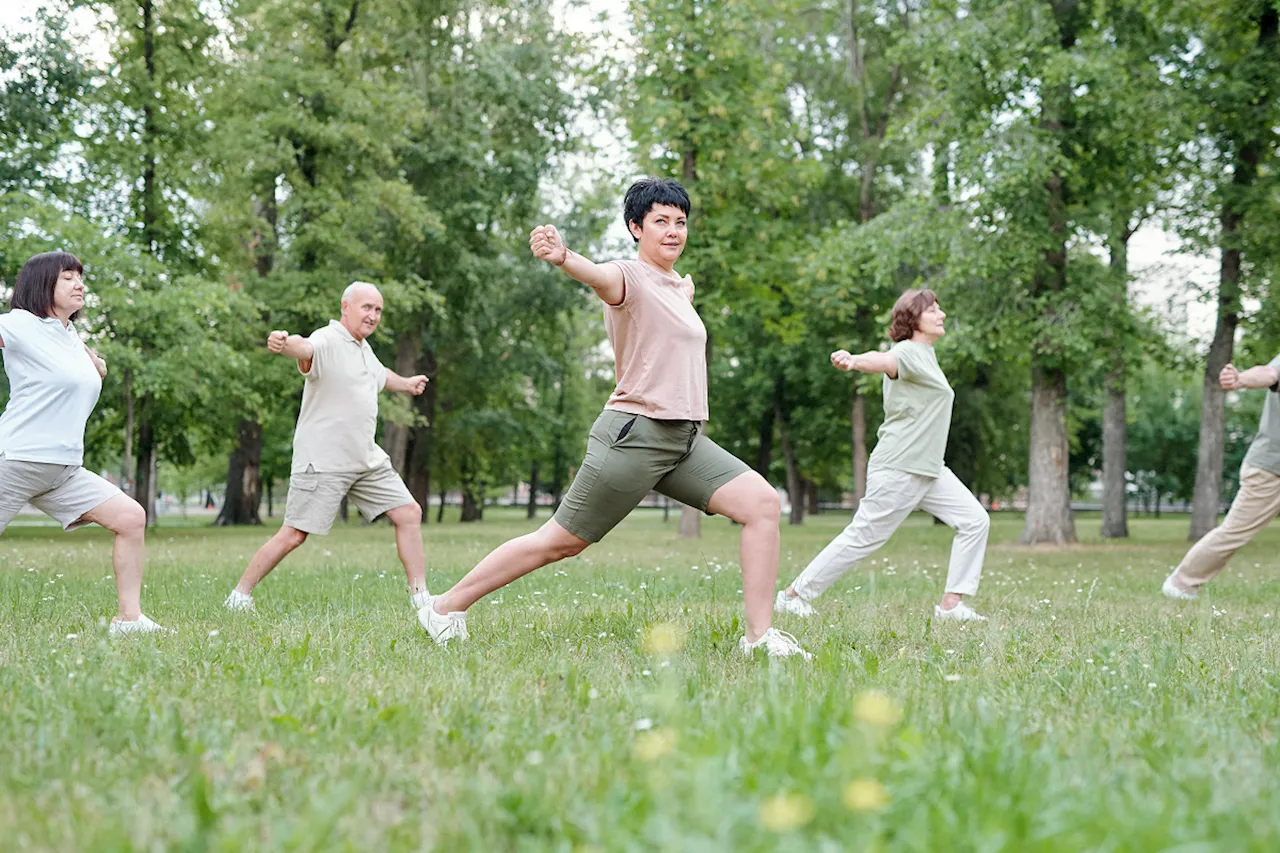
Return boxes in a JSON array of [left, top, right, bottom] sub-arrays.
[[1163, 355, 1280, 600], [225, 281, 431, 614]]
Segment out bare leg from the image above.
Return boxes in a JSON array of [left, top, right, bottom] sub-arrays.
[[433, 519, 588, 614], [385, 502, 426, 594], [706, 471, 781, 643], [235, 525, 309, 594], [79, 494, 147, 622]]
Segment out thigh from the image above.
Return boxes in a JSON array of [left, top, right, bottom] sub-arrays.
[[1218, 464, 1280, 537], [0, 458, 57, 533], [845, 467, 929, 538], [656, 434, 752, 514], [31, 467, 123, 531], [347, 463, 415, 522], [915, 466, 986, 528], [283, 470, 353, 535], [553, 411, 674, 543]]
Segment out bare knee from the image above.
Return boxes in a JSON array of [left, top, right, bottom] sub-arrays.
[[536, 527, 589, 562], [389, 502, 423, 528], [740, 485, 781, 527], [115, 499, 147, 538], [276, 526, 308, 551]]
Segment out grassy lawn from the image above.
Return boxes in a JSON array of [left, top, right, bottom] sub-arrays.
[[2, 507, 1278, 851]]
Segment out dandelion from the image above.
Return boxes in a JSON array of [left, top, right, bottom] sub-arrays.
[[208, 629, 220, 638], [633, 729, 678, 762], [944, 674, 961, 682], [65, 633, 77, 640], [634, 718, 655, 731], [759, 793, 816, 832], [843, 778, 890, 812], [644, 622, 685, 655], [853, 690, 902, 727]]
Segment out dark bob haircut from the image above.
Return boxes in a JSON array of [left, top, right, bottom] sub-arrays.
[[888, 288, 938, 343], [11, 252, 84, 321], [623, 178, 691, 243]]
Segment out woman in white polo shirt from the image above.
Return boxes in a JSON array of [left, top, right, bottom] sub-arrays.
[[0, 252, 165, 635]]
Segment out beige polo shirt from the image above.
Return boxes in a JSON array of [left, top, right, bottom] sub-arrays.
[[291, 320, 389, 474]]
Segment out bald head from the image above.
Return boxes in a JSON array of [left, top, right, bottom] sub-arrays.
[[340, 280, 384, 341]]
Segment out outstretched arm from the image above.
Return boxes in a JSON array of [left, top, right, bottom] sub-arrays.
[[267, 330, 315, 372], [1220, 362, 1280, 391], [831, 349, 899, 380], [530, 224, 626, 307], [385, 370, 428, 395]]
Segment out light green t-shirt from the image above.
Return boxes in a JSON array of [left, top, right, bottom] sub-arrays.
[[867, 340, 955, 478], [1243, 354, 1280, 475]]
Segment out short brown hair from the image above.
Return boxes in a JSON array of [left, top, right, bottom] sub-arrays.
[[11, 252, 84, 320], [888, 289, 937, 343]]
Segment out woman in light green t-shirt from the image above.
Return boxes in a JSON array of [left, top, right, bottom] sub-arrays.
[[776, 289, 991, 622]]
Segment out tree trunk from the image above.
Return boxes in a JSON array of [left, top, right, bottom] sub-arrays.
[[773, 387, 804, 527], [1189, 5, 1276, 539], [1019, 365, 1076, 544], [678, 504, 701, 538], [385, 330, 421, 477], [460, 488, 481, 522], [267, 479, 273, 517], [527, 460, 540, 519], [437, 487, 446, 524], [405, 346, 437, 511], [215, 419, 264, 526], [755, 402, 774, 476], [851, 386, 867, 509], [663, 495, 671, 523], [122, 370, 134, 492], [132, 406, 157, 526], [1101, 226, 1131, 538], [805, 478, 820, 515], [339, 495, 349, 523]]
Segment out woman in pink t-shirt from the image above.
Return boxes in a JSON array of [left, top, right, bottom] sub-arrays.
[[419, 178, 808, 658]]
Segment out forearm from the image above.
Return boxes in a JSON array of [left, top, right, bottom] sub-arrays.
[[558, 250, 624, 304], [279, 336, 314, 362], [850, 351, 898, 375], [1239, 365, 1280, 389]]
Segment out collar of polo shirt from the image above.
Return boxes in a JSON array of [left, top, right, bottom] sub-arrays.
[[329, 318, 363, 344]]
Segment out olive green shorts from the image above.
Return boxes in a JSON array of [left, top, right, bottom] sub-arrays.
[[553, 409, 752, 543]]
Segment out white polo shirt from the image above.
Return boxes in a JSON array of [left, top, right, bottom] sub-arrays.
[[291, 320, 389, 474], [0, 309, 103, 466]]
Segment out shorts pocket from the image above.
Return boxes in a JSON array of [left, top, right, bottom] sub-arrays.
[[290, 473, 319, 492]]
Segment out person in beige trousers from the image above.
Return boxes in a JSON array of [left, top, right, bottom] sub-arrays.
[[1164, 356, 1280, 599]]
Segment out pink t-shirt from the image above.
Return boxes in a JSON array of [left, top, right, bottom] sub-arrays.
[[602, 259, 709, 421]]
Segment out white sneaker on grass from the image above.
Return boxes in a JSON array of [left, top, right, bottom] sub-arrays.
[[410, 589, 431, 611], [417, 596, 469, 645], [109, 614, 168, 637], [774, 590, 816, 617], [225, 589, 255, 612], [739, 628, 812, 659], [934, 602, 987, 622], [1162, 572, 1197, 600]]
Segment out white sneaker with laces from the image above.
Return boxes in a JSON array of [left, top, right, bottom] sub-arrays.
[[225, 589, 254, 612], [1162, 572, 1197, 600], [934, 601, 988, 622], [109, 614, 169, 636], [410, 589, 431, 611], [417, 596, 469, 645], [739, 627, 812, 659], [774, 590, 816, 617]]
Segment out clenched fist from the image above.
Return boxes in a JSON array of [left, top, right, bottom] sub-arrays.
[[831, 349, 856, 371], [267, 330, 289, 354], [1220, 363, 1240, 391], [530, 224, 567, 267], [406, 374, 428, 396]]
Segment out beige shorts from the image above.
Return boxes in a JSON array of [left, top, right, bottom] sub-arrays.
[[0, 456, 123, 532], [283, 462, 415, 535]]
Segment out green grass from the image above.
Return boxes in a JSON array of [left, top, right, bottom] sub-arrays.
[[2, 508, 1280, 851]]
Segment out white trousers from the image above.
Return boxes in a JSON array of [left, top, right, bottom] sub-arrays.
[[789, 465, 989, 600]]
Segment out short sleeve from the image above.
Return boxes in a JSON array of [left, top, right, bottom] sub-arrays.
[[0, 311, 22, 351], [892, 342, 928, 384], [300, 327, 331, 380], [371, 348, 388, 391], [605, 260, 642, 309]]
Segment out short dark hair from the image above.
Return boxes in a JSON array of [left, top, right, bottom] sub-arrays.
[[889, 288, 937, 343], [623, 178, 691, 243], [11, 252, 84, 320]]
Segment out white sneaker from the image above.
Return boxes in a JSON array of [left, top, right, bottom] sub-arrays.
[[935, 602, 988, 622], [739, 627, 812, 659], [109, 614, 168, 636], [417, 596, 469, 645], [1162, 572, 1197, 600], [410, 589, 431, 611], [774, 590, 816, 617], [225, 589, 254, 612]]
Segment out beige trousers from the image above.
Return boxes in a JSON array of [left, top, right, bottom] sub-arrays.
[[1175, 463, 1280, 588]]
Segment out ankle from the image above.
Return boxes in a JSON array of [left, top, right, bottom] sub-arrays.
[[940, 593, 963, 610], [116, 608, 142, 622]]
